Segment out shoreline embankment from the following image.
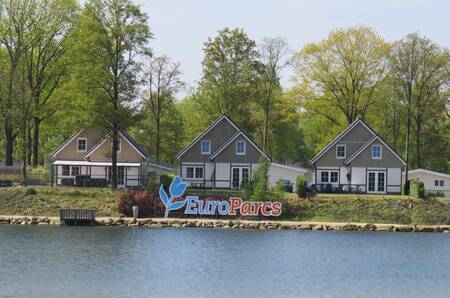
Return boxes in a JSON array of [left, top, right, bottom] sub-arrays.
[[1, 215, 449, 233]]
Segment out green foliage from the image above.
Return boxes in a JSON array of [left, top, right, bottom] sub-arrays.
[[24, 188, 37, 196], [283, 197, 450, 225], [159, 174, 175, 190], [295, 175, 308, 198], [251, 157, 270, 200], [409, 179, 425, 198]]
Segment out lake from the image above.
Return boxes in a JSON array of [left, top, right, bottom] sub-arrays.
[[0, 225, 449, 298]]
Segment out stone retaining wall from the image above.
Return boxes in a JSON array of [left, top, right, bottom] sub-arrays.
[[0, 215, 449, 233]]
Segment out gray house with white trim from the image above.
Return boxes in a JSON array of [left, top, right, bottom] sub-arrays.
[[310, 119, 406, 194], [176, 115, 271, 189]]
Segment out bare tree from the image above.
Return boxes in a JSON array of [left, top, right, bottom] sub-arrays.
[[259, 37, 289, 151], [143, 54, 184, 161]]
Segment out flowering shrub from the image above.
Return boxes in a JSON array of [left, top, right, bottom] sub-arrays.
[[117, 189, 162, 217]]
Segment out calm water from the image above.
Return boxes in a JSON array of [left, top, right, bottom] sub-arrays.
[[0, 226, 449, 298]]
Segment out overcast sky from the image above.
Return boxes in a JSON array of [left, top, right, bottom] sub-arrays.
[[136, 0, 450, 96]]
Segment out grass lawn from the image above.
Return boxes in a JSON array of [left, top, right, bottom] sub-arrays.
[[0, 186, 118, 217]]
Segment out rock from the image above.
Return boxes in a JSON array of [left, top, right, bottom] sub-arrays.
[[376, 225, 393, 232], [342, 224, 359, 231], [312, 225, 323, 231]]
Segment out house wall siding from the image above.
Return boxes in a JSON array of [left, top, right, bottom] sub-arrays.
[[349, 141, 404, 168], [406, 172, 450, 197], [179, 118, 238, 162], [212, 135, 262, 163], [315, 123, 373, 167], [88, 136, 144, 162], [54, 128, 104, 160]]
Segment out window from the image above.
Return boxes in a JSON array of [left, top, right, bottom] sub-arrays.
[[330, 172, 338, 183], [195, 167, 204, 179], [71, 166, 81, 176], [236, 140, 246, 155], [320, 171, 338, 183], [336, 145, 346, 159], [201, 140, 211, 155], [77, 138, 87, 152], [187, 167, 194, 178], [186, 167, 204, 179], [62, 165, 70, 176], [372, 145, 382, 159], [436, 180, 445, 187], [320, 172, 329, 183]]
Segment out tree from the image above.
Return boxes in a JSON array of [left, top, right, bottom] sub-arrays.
[[72, 0, 151, 189], [292, 26, 390, 126], [389, 33, 450, 182], [258, 37, 288, 151], [0, 0, 41, 165], [194, 28, 260, 132], [25, 0, 78, 167], [142, 54, 184, 161]]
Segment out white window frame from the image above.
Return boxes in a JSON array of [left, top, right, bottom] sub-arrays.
[[71, 166, 81, 176], [62, 165, 70, 176], [371, 145, 382, 159], [195, 167, 204, 179], [336, 144, 346, 159], [235, 140, 246, 155], [439, 180, 444, 187], [186, 167, 194, 178], [320, 170, 339, 184], [200, 140, 211, 155], [434, 180, 439, 187], [77, 138, 87, 152]]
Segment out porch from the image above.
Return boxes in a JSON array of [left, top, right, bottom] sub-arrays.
[[52, 160, 146, 188]]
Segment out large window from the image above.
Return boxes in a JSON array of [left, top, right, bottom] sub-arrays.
[[62, 165, 70, 176], [201, 140, 211, 155], [77, 138, 87, 152], [320, 170, 339, 183], [435, 180, 444, 187], [372, 145, 382, 159], [71, 166, 81, 176], [186, 167, 204, 179], [236, 140, 246, 155], [336, 145, 346, 159]]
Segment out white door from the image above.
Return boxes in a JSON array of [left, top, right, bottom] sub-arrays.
[[367, 171, 386, 194], [231, 167, 250, 189]]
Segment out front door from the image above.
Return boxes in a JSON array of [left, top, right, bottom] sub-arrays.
[[231, 167, 250, 189], [367, 171, 386, 194]]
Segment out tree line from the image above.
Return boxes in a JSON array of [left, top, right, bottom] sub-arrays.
[[0, 0, 448, 189]]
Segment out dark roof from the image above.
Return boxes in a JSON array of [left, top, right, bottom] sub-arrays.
[[120, 130, 149, 158]]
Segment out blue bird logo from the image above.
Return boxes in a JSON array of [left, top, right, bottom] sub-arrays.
[[159, 176, 188, 218]]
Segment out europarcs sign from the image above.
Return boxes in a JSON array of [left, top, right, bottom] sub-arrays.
[[159, 176, 282, 218]]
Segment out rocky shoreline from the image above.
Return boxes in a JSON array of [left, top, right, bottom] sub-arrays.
[[0, 215, 449, 233]]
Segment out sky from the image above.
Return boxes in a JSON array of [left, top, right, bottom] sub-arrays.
[[136, 0, 450, 96]]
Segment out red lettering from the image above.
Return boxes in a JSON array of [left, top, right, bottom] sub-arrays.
[[253, 202, 263, 215], [241, 202, 252, 216], [271, 202, 282, 216], [261, 202, 271, 216], [229, 197, 242, 216]]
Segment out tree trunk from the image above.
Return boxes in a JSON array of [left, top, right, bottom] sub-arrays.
[[156, 112, 160, 161], [27, 125, 32, 166], [32, 117, 40, 167], [416, 124, 421, 169], [4, 120, 14, 166], [111, 122, 118, 190], [263, 96, 270, 151]]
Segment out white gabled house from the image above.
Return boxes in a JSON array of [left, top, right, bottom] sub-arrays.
[[310, 119, 406, 194]]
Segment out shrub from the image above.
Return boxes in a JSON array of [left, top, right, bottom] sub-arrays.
[[160, 174, 174, 190], [402, 180, 410, 195], [425, 190, 445, 198], [296, 175, 307, 198], [251, 157, 269, 200], [144, 176, 159, 193], [24, 187, 37, 196], [241, 179, 254, 200], [409, 179, 425, 198], [117, 189, 161, 217]]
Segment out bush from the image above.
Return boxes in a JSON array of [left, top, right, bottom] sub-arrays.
[[425, 190, 445, 198], [117, 189, 161, 217], [402, 180, 410, 195], [24, 187, 37, 196], [160, 174, 174, 190], [409, 179, 425, 198], [296, 175, 307, 198], [251, 157, 270, 200]]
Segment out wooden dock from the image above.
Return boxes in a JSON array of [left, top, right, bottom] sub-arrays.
[[59, 209, 96, 226]]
